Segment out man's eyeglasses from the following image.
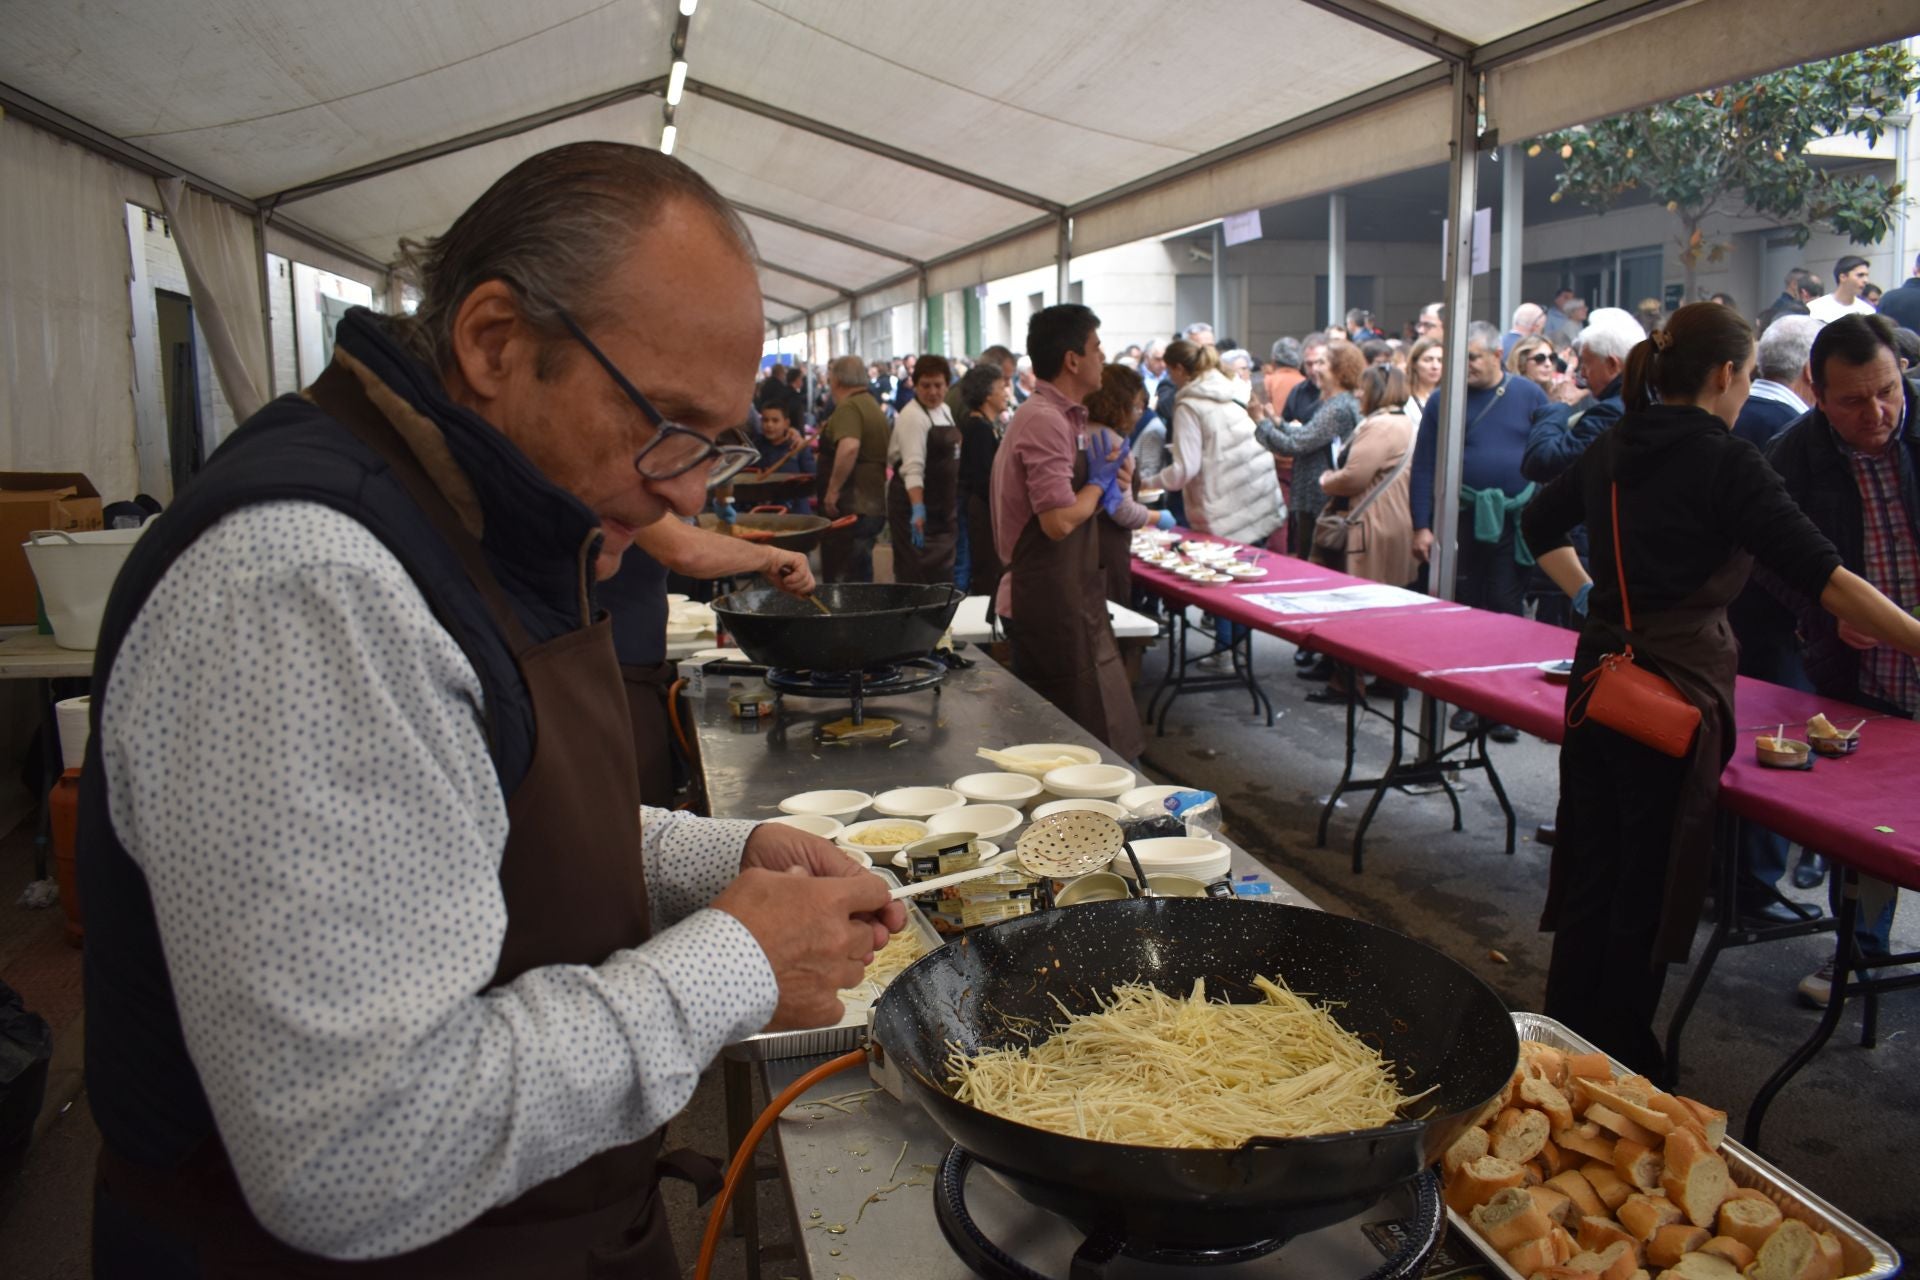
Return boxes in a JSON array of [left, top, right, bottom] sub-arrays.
[[550, 308, 759, 487]]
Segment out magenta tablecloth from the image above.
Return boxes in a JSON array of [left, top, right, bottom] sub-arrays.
[[1131, 532, 1920, 889]]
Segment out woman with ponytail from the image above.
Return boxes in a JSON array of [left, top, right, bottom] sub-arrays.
[[1521, 302, 1920, 1076]]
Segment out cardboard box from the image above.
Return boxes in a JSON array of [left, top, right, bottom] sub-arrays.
[[0, 473, 103, 624]]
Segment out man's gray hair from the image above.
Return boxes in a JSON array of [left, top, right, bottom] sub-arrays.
[[1270, 336, 1304, 368], [1300, 330, 1332, 354], [1183, 322, 1216, 340], [1510, 302, 1545, 333], [1575, 308, 1645, 364], [1756, 315, 1821, 384], [1465, 321, 1503, 352], [393, 141, 755, 372], [829, 354, 868, 389]]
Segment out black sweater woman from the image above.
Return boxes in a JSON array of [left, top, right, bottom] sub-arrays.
[[1521, 302, 1920, 1077]]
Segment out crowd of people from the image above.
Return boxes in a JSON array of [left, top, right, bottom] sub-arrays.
[[742, 249, 1920, 1076]]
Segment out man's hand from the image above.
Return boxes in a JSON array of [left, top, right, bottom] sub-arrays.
[[762, 548, 814, 596], [712, 868, 899, 1030], [741, 822, 905, 949], [822, 489, 842, 518], [1412, 528, 1435, 564], [1838, 620, 1880, 650]]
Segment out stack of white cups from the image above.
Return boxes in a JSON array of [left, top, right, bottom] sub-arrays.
[[55, 695, 91, 772]]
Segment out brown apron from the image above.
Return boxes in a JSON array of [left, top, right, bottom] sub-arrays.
[[887, 413, 962, 583], [1098, 508, 1133, 608], [1006, 446, 1145, 761], [96, 361, 681, 1278], [620, 660, 677, 808], [1544, 549, 1751, 964]]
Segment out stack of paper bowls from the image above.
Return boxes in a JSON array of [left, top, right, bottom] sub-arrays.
[[1115, 835, 1230, 882]]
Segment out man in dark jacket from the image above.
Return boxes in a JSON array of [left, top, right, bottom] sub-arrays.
[[1734, 316, 1820, 449], [1522, 307, 1641, 483], [1755, 266, 1822, 335], [1761, 314, 1918, 1004], [1876, 252, 1920, 333]]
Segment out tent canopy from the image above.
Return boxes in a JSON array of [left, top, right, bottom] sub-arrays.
[[3, 0, 1914, 330]]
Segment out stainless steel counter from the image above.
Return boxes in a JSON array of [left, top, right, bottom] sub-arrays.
[[692, 651, 1321, 1278]]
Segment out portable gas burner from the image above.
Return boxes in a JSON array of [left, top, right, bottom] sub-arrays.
[[764, 656, 946, 737], [934, 1146, 1445, 1279]]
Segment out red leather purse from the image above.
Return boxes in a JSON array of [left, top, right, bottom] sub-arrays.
[[1565, 484, 1702, 759]]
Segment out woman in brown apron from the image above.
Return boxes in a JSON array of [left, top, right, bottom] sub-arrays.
[[1522, 302, 1920, 1078], [954, 364, 1011, 603], [887, 355, 962, 583]]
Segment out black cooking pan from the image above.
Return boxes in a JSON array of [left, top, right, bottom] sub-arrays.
[[870, 897, 1515, 1250], [729, 470, 817, 508], [695, 511, 853, 554], [712, 582, 964, 671]]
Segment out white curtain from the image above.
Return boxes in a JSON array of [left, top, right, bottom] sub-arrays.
[[157, 176, 270, 422], [0, 115, 143, 502]]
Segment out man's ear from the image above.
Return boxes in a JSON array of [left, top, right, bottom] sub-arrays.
[[448, 281, 530, 401]]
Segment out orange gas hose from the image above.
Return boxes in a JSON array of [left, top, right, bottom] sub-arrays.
[[666, 677, 692, 760], [693, 1048, 866, 1280]]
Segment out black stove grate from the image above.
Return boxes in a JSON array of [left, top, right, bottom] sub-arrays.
[[933, 1145, 1444, 1280], [764, 656, 946, 724]]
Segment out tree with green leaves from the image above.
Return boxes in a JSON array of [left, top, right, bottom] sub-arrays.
[[1530, 44, 1919, 302]]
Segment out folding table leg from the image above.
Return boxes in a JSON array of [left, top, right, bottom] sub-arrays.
[[1476, 736, 1517, 855], [1745, 874, 1860, 1151], [1348, 682, 1406, 875], [1317, 670, 1361, 849]]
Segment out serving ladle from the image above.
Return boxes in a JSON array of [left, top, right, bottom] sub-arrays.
[[889, 812, 1126, 899]]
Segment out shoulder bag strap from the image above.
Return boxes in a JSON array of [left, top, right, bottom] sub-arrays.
[[1340, 414, 1417, 523], [1609, 481, 1635, 656]]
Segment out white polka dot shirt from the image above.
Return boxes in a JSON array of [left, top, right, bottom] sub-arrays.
[[101, 500, 778, 1260]]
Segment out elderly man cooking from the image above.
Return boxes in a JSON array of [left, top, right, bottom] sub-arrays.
[[79, 142, 902, 1278]]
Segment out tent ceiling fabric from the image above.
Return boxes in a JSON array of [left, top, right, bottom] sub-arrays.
[[6, 0, 1917, 331]]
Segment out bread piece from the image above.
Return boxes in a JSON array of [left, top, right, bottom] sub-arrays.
[[1817, 1231, 1845, 1278], [1444, 1124, 1490, 1176], [1714, 1195, 1783, 1253], [1522, 1041, 1572, 1085], [1494, 1106, 1553, 1163], [1557, 1121, 1619, 1164], [1695, 1235, 1754, 1270], [1565, 1240, 1638, 1280], [1521, 1074, 1578, 1131], [1566, 1051, 1613, 1081], [1529, 1183, 1576, 1226], [1647, 1224, 1712, 1268], [1725, 1186, 1774, 1204], [1506, 1235, 1561, 1275], [1653, 1252, 1740, 1279], [1747, 1219, 1833, 1280], [1471, 1186, 1553, 1252], [1546, 1169, 1608, 1219], [1581, 1161, 1633, 1211], [1469, 1090, 1507, 1131], [1576, 1214, 1645, 1263], [1618, 1192, 1683, 1241], [1586, 1101, 1660, 1148], [1577, 1077, 1678, 1136], [1536, 1139, 1576, 1179], [1553, 1224, 1577, 1264], [1676, 1097, 1728, 1149], [1446, 1155, 1526, 1214], [1614, 1139, 1664, 1193], [1660, 1129, 1733, 1229]]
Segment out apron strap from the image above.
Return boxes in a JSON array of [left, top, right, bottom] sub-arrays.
[[656, 1147, 725, 1205]]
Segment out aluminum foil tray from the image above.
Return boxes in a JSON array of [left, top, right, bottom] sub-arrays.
[[737, 867, 944, 1062], [1447, 1012, 1899, 1280]]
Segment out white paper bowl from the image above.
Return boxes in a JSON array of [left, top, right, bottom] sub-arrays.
[[892, 839, 998, 870], [1042, 763, 1138, 800], [1030, 797, 1130, 822], [926, 804, 1024, 841], [872, 786, 966, 819], [836, 818, 932, 855], [838, 846, 874, 869], [763, 813, 845, 841], [777, 789, 871, 823], [1117, 784, 1199, 817], [1116, 836, 1231, 882], [991, 742, 1103, 778], [951, 772, 1045, 806]]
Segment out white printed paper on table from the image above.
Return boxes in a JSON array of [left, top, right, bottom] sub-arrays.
[[1240, 584, 1433, 615]]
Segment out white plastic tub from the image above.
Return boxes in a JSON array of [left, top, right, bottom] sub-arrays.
[[23, 523, 149, 650]]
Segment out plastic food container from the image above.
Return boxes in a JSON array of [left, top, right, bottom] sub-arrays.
[[22, 524, 149, 650]]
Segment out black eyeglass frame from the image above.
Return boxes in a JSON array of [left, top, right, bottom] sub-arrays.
[[549, 307, 760, 487]]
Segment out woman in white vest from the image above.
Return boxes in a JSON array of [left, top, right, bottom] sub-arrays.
[[1149, 339, 1285, 545]]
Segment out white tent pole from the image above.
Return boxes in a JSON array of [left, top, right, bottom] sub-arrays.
[[1499, 143, 1524, 331], [1327, 194, 1347, 330], [1211, 224, 1224, 330], [1431, 61, 1479, 606], [1055, 216, 1071, 304], [916, 270, 929, 354], [253, 210, 276, 399]]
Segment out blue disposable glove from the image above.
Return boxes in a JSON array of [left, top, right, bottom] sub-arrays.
[[1155, 510, 1177, 532], [1571, 582, 1592, 617], [718, 500, 739, 523], [910, 501, 927, 549], [1085, 433, 1128, 492], [1099, 477, 1128, 516]]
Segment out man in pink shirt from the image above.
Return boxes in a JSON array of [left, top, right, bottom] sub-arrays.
[[990, 305, 1144, 760]]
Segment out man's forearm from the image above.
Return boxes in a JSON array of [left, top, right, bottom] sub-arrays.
[[633, 517, 779, 579], [1037, 486, 1103, 541], [826, 439, 859, 502]]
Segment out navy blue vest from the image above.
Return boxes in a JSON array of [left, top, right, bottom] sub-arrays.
[[78, 312, 603, 1167]]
